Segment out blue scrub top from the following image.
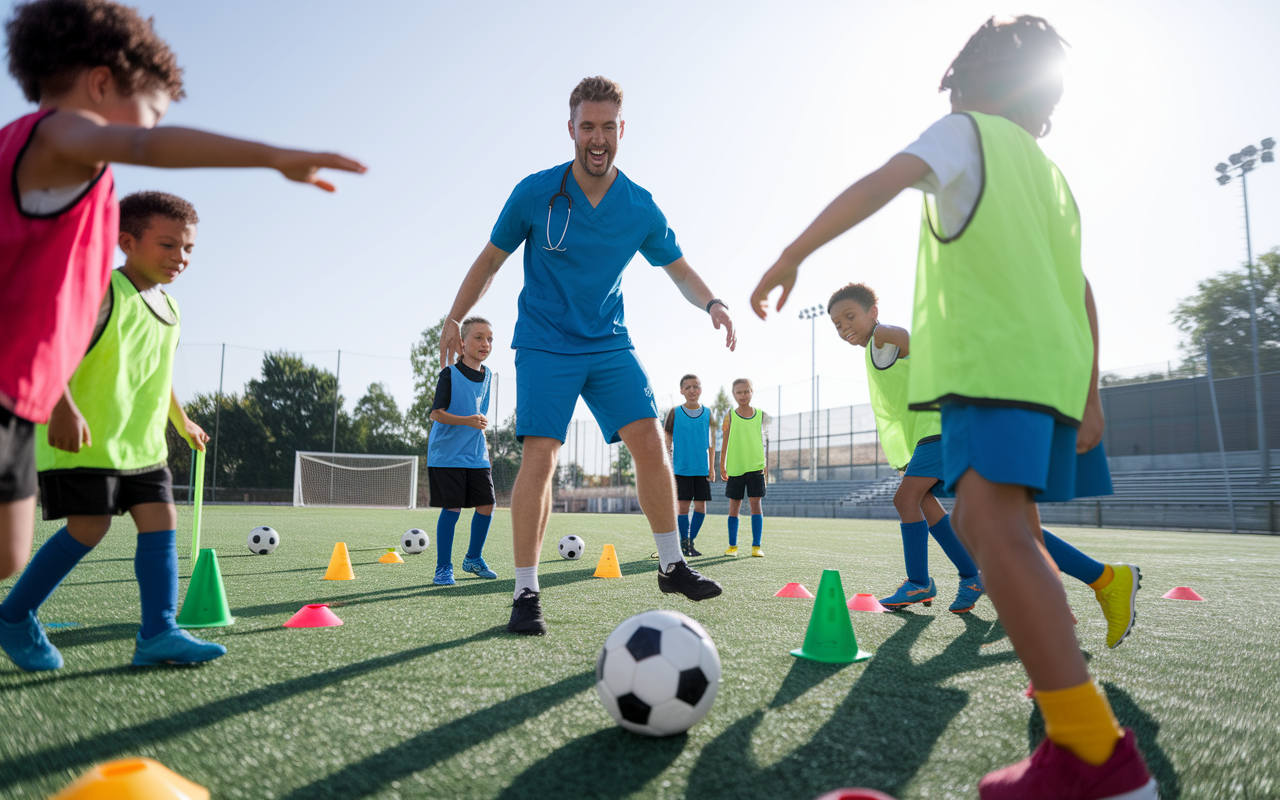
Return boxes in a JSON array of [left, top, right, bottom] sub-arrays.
[[490, 161, 683, 354]]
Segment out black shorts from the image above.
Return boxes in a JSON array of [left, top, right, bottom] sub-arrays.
[[38, 466, 174, 520], [428, 466, 495, 509], [0, 407, 37, 503], [725, 470, 766, 500], [675, 474, 712, 502]]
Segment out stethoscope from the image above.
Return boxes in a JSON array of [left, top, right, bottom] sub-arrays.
[[544, 164, 573, 251]]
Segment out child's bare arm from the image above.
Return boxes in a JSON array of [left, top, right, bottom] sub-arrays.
[[168, 389, 208, 451], [1077, 279, 1104, 453], [751, 153, 931, 319], [35, 111, 365, 192], [430, 408, 488, 431], [719, 414, 731, 475], [871, 324, 911, 355], [46, 387, 90, 453]]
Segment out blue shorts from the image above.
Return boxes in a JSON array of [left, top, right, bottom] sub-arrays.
[[903, 437, 950, 498], [515, 348, 658, 444], [940, 404, 1113, 503]]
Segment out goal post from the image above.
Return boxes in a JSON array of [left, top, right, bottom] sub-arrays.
[[293, 452, 420, 509]]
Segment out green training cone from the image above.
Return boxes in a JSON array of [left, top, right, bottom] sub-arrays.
[[791, 569, 872, 664], [177, 548, 236, 628]]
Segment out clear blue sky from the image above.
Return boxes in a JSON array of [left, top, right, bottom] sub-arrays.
[[5, 0, 1278, 421]]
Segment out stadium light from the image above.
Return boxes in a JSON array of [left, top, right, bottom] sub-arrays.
[[1215, 139, 1274, 484], [799, 305, 825, 481]]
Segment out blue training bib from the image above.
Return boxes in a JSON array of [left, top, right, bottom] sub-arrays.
[[427, 365, 491, 468], [672, 405, 711, 477]]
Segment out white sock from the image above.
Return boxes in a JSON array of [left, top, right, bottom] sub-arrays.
[[653, 530, 684, 572], [514, 566, 540, 599]]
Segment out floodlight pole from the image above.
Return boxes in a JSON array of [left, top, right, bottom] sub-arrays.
[[1216, 139, 1273, 484], [799, 305, 825, 480], [332, 350, 341, 453]]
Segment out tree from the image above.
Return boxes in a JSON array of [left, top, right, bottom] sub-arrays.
[[612, 443, 635, 485], [1174, 247, 1280, 377], [489, 410, 522, 495], [353, 382, 415, 454], [712, 387, 732, 424], [408, 316, 447, 439]]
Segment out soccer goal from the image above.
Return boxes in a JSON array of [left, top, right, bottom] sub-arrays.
[[293, 452, 419, 509]]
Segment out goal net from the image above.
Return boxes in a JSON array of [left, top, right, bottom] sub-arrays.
[[293, 452, 419, 509]]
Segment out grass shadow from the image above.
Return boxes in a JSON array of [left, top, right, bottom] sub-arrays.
[[47, 622, 136, 649], [494, 727, 686, 800], [768, 658, 850, 709], [279, 670, 596, 799], [1027, 681, 1181, 799], [686, 612, 1019, 798], [0, 663, 134, 692], [0, 626, 507, 790]]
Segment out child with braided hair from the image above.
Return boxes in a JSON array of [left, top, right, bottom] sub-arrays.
[[753, 16, 1155, 799]]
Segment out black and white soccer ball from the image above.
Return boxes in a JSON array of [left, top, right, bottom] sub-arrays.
[[558, 534, 585, 560], [247, 526, 278, 555], [595, 609, 721, 736], [401, 528, 429, 554]]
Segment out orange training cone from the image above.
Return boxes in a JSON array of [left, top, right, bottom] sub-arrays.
[[593, 544, 623, 578], [323, 542, 355, 580], [775, 582, 815, 598], [813, 788, 899, 800], [379, 548, 404, 564], [51, 757, 209, 799], [1162, 586, 1205, 601], [847, 593, 889, 613], [284, 603, 344, 628]]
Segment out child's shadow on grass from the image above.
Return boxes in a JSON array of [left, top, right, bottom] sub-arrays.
[[493, 727, 686, 800], [1028, 681, 1181, 799], [685, 612, 1017, 799]]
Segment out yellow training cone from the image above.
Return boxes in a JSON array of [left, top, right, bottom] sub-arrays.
[[379, 548, 404, 564], [593, 544, 623, 578], [323, 542, 356, 580], [52, 757, 209, 799]]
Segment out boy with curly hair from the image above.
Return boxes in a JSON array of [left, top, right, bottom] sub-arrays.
[[1, 191, 224, 671], [753, 16, 1155, 798], [0, 0, 365, 585]]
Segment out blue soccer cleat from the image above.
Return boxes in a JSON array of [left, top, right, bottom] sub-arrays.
[[949, 575, 985, 613], [0, 610, 63, 671], [461, 556, 497, 580], [880, 577, 936, 610], [433, 564, 456, 585], [132, 628, 226, 666]]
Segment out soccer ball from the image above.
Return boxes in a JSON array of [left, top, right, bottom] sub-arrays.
[[558, 534, 585, 560], [247, 526, 278, 555], [595, 609, 721, 737], [401, 529, 429, 554]]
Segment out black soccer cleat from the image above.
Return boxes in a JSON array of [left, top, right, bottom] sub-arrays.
[[686, 540, 702, 557], [507, 589, 547, 636], [657, 560, 722, 601]]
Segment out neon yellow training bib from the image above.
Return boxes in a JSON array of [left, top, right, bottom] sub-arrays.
[[36, 269, 180, 473], [724, 408, 765, 477], [908, 112, 1093, 425], [864, 330, 941, 471]]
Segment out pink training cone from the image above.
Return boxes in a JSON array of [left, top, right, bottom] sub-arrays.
[[283, 603, 344, 628], [1162, 586, 1205, 601], [847, 593, 889, 613], [813, 789, 899, 800], [775, 582, 815, 598]]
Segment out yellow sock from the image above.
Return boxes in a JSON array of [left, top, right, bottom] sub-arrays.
[[1090, 564, 1115, 591], [1035, 681, 1122, 766]]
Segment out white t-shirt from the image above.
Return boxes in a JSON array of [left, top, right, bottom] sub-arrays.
[[20, 180, 92, 215], [869, 329, 900, 369], [900, 114, 982, 239]]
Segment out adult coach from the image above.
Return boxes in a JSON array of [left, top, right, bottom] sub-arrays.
[[440, 76, 736, 635]]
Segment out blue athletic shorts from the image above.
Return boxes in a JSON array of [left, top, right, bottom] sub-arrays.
[[903, 437, 950, 498], [940, 404, 1113, 503], [514, 348, 658, 444]]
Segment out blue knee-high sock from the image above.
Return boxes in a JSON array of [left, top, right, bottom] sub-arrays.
[[1043, 528, 1106, 585], [900, 520, 930, 585], [690, 511, 705, 540], [727, 516, 739, 547], [0, 527, 91, 623], [465, 512, 492, 560], [436, 509, 460, 568], [135, 530, 178, 639], [677, 514, 690, 539], [751, 514, 763, 547], [929, 515, 978, 579]]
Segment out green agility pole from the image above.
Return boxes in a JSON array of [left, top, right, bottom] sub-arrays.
[[191, 446, 205, 559]]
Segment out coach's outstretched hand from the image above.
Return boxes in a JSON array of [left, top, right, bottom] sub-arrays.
[[750, 255, 798, 320], [439, 318, 464, 367], [711, 304, 737, 352]]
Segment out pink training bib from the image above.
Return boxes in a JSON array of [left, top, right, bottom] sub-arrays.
[[0, 110, 118, 424]]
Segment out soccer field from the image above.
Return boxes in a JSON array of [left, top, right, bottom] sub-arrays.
[[1, 508, 1276, 799]]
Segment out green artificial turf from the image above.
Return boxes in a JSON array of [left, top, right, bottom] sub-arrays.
[[1, 507, 1277, 799]]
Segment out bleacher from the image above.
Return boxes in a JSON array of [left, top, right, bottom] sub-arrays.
[[757, 479, 875, 505]]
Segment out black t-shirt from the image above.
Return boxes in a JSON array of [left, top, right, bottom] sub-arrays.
[[430, 362, 486, 412]]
